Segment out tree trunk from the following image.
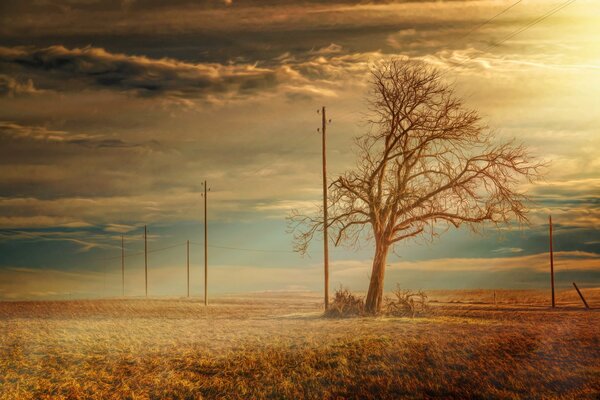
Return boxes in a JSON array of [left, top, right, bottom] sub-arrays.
[[365, 241, 389, 314]]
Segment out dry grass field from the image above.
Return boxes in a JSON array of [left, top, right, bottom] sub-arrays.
[[1, 289, 599, 399]]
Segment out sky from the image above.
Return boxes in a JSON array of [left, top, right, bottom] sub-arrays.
[[0, 0, 598, 300]]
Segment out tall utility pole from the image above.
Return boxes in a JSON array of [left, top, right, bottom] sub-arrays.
[[321, 106, 329, 310], [187, 239, 190, 298], [121, 234, 125, 297], [204, 181, 208, 306], [144, 225, 148, 298], [549, 215, 555, 308]]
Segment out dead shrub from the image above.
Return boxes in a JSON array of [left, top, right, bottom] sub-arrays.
[[324, 287, 365, 318], [384, 285, 429, 317], [324, 286, 429, 318]]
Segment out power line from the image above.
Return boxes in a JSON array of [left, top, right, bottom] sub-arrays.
[[328, 3, 532, 125], [442, 0, 577, 75], [190, 241, 295, 254], [1, 227, 293, 257], [483, 0, 576, 52], [0, 228, 117, 250], [330, 3, 527, 126], [456, 0, 524, 43], [95, 241, 186, 261]]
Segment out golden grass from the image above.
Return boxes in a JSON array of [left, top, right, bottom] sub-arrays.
[[1, 290, 599, 399]]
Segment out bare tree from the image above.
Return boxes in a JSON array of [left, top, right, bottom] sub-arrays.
[[289, 59, 542, 314]]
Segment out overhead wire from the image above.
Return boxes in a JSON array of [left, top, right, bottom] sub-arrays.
[[441, 0, 577, 76], [456, 0, 525, 43], [190, 241, 295, 254]]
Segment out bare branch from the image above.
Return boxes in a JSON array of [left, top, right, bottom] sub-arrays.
[[288, 58, 541, 266]]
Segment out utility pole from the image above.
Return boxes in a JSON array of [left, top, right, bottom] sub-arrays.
[[572, 282, 590, 309], [144, 225, 148, 298], [187, 239, 190, 298], [121, 234, 125, 297], [204, 181, 208, 306], [320, 106, 329, 310], [549, 215, 555, 308]]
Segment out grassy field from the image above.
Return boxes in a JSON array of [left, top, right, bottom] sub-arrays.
[[1, 289, 599, 399]]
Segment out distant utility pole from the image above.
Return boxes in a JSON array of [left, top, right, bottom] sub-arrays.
[[203, 180, 209, 306], [187, 239, 190, 298], [549, 215, 555, 308], [121, 234, 125, 297], [320, 106, 330, 310], [144, 225, 148, 298]]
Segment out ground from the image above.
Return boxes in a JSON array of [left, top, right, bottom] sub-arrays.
[[1, 289, 599, 399]]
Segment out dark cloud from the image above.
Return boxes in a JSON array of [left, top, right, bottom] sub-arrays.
[[0, 45, 290, 98], [0, 0, 409, 14]]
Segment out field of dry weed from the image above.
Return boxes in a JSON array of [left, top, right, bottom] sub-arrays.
[[1, 289, 599, 399]]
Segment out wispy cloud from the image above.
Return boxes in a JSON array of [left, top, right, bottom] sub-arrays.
[[492, 247, 524, 254], [104, 224, 138, 234], [0, 121, 150, 149], [0, 228, 109, 251]]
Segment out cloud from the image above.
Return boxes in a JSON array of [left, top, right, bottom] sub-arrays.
[[0, 121, 93, 143], [104, 223, 137, 233], [0, 227, 105, 251], [0, 216, 92, 229], [0, 44, 382, 104], [401, 251, 600, 272], [0, 45, 295, 99], [3, 0, 585, 39], [422, 48, 600, 75], [0, 74, 40, 97], [525, 179, 600, 229], [4, 40, 593, 109], [0, 121, 154, 150], [309, 43, 343, 55], [492, 247, 524, 254]]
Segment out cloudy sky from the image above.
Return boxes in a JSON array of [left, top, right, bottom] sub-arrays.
[[0, 0, 598, 300]]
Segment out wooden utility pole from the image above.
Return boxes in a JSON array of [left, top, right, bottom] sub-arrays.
[[321, 106, 329, 310], [121, 234, 125, 297], [572, 282, 590, 309], [144, 225, 148, 298], [549, 215, 555, 308], [103, 261, 107, 296], [204, 181, 208, 306], [187, 239, 190, 298]]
